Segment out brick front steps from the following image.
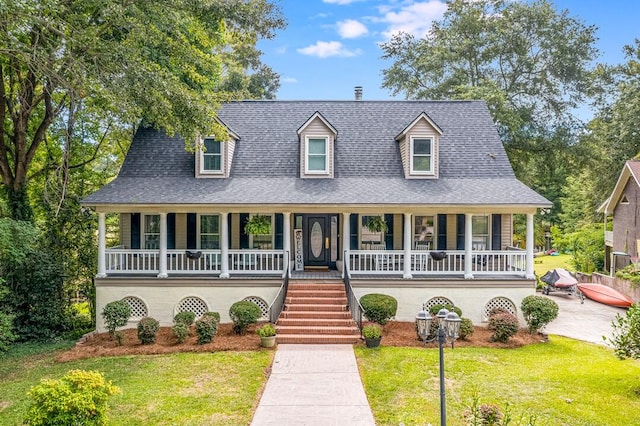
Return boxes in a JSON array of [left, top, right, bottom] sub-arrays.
[[276, 280, 361, 344]]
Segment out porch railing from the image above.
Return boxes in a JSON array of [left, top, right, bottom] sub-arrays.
[[343, 250, 363, 335], [229, 250, 284, 274], [268, 251, 290, 323]]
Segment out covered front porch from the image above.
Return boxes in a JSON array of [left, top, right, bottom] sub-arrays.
[[94, 210, 537, 280]]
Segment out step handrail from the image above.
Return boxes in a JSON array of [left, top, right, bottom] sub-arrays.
[[267, 251, 290, 324], [343, 249, 364, 335]]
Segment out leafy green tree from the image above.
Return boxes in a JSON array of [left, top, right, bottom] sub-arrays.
[[550, 223, 604, 273], [608, 304, 640, 360], [380, 0, 598, 201], [0, 0, 285, 219]]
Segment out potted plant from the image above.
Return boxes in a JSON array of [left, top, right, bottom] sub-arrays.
[[366, 215, 388, 233], [362, 324, 382, 348], [244, 215, 271, 235], [256, 323, 277, 348]]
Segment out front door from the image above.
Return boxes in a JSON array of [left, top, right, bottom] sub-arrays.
[[303, 214, 338, 269]]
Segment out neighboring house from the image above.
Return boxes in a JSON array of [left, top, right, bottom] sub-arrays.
[[599, 160, 640, 274], [82, 96, 551, 334]]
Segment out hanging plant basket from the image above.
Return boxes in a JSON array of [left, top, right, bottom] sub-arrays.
[[244, 215, 271, 235], [366, 216, 388, 233]]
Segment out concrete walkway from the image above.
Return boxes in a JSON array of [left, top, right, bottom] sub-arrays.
[[251, 344, 375, 426], [542, 292, 628, 346]]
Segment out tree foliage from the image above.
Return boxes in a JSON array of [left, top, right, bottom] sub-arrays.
[[608, 303, 640, 360]]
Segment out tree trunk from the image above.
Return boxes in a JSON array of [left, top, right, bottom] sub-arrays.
[[4, 186, 33, 221]]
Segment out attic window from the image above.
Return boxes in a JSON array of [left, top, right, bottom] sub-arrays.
[[411, 137, 433, 174], [305, 136, 328, 174], [621, 195, 629, 204], [201, 138, 222, 173]]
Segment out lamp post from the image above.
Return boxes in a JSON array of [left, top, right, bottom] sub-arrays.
[[416, 306, 462, 426]]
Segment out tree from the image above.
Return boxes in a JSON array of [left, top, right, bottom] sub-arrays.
[[608, 303, 640, 360], [380, 0, 598, 201], [0, 0, 285, 219]]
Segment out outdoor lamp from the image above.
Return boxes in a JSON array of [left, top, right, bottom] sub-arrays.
[[415, 305, 462, 426]]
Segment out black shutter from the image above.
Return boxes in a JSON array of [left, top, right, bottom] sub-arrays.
[[187, 213, 197, 249], [384, 214, 394, 250], [437, 214, 447, 250], [350, 214, 359, 250], [131, 213, 140, 249], [274, 214, 284, 249], [456, 214, 465, 250], [492, 214, 502, 250], [167, 213, 175, 249], [240, 213, 249, 249]]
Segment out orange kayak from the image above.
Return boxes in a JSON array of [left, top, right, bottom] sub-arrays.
[[577, 283, 634, 308]]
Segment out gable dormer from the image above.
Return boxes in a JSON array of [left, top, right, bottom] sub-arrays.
[[195, 118, 240, 179], [395, 112, 443, 179], [297, 112, 337, 178]]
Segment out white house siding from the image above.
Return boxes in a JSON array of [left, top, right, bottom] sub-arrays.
[[399, 139, 409, 177], [446, 214, 457, 249], [231, 213, 241, 248], [95, 278, 281, 332], [299, 117, 335, 178], [175, 213, 187, 249], [353, 280, 534, 324], [400, 118, 440, 179], [393, 213, 403, 250], [501, 214, 513, 249], [120, 213, 131, 248]]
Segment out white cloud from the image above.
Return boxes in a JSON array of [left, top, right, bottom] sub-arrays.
[[337, 19, 369, 39], [323, 0, 362, 4], [378, 1, 448, 39], [281, 77, 298, 84], [297, 41, 362, 58]]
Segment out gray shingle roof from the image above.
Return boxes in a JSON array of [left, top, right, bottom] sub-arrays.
[[83, 100, 550, 207]]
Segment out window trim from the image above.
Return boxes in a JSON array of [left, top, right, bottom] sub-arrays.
[[200, 137, 224, 175], [304, 135, 329, 175], [360, 215, 385, 249], [413, 215, 435, 249], [472, 215, 490, 250], [143, 214, 160, 250], [198, 214, 221, 250], [410, 136, 434, 175]]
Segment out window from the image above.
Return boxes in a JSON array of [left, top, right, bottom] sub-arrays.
[[361, 215, 384, 249], [621, 195, 629, 204], [200, 214, 220, 249], [144, 214, 160, 249], [306, 137, 328, 173], [249, 214, 274, 249], [411, 137, 433, 173], [202, 138, 222, 172], [472, 215, 489, 250], [414, 215, 435, 249]]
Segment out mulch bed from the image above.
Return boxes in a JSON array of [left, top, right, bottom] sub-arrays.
[[56, 322, 546, 363]]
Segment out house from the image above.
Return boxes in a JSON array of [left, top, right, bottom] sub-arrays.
[[82, 95, 551, 338], [599, 160, 640, 274]]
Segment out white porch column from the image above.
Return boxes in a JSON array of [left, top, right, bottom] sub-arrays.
[[157, 212, 168, 278], [283, 212, 291, 274], [96, 212, 107, 278], [342, 212, 350, 277], [526, 212, 535, 279], [403, 213, 412, 279], [464, 213, 474, 279], [219, 212, 230, 278]]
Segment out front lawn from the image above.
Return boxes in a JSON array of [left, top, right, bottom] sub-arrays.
[[356, 337, 640, 425], [534, 253, 574, 277], [0, 342, 273, 426]]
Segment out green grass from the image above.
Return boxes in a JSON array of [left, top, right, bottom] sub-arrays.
[[534, 253, 574, 277], [0, 342, 274, 425], [356, 338, 640, 426]]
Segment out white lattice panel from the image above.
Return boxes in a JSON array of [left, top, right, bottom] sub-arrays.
[[424, 297, 454, 312], [483, 297, 516, 321], [244, 296, 268, 319], [122, 296, 148, 320], [176, 297, 208, 318]]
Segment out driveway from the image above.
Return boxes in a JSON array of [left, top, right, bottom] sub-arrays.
[[542, 292, 628, 346]]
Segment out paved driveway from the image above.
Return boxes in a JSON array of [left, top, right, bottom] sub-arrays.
[[542, 292, 628, 346]]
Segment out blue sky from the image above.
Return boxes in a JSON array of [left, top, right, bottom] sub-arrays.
[[259, 0, 640, 104]]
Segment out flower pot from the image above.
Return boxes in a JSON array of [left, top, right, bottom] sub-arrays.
[[365, 337, 381, 348], [260, 336, 277, 348]]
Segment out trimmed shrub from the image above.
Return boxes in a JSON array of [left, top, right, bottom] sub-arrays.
[[173, 311, 196, 327], [195, 316, 218, 344], [24, 369, 119, 426], [256, 323, 276, 337], [137, 317, 159, 344], [488, 311, 519, 343], [359, 293, 397, 325], [101, 300, 130, 338], [459, 317, 474, 340], [428, 303, 462, 317], [521, 295, 559, 333], [173, 322, 189, 344], [202, 311, 221, 323], [229, 301, 262, 335]]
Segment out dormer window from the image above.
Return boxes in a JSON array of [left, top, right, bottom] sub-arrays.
[[202, 138, 222, 173], [306, 136, 328, 174], [411, 137, 433, 174]]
